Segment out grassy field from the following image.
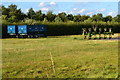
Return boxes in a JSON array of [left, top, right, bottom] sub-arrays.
[[2, 34, 118, 78]]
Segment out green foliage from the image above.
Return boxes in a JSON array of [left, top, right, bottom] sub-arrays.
[[99, 28, 102, 33], [7, 16, 18, 22], [43, 18, 48, 23], [2, 4, 26, 21], [73, 14, 81, 22], [67, 14, 74, 21], [103, 15, 112, 22], [1, 15, 7, 20], [92, 13, 103, 22], [58, 12, 67, 22], [84, 18, 93, 23], [33, 10, 43, 21], [54, 16, 63, 23], [24, 18, 37, 25], [114, 15, 120, 22], [46, 11, 56, 22], [27, 8, 35, 19], [80, 15, 90, 22], [1, 4, 120, 23]]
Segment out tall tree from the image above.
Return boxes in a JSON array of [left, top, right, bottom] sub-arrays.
[[73, 14, 81, 22], [1, 5, 9, 17], [54, 16, 62, 22], [103, 15, 112, 22], [92, 13, 103, 22], [80, 15, 90, 22], [84, 18, 93, 22], [8, 4, 18, 18], [58, 12, 67, 22], [67, 14, 74, 21], [27, 8, 35, 19], [43, 17, 48, 23], [33, 10, 43, 21], [114, 15, 120, 22], [46, 11, 56, 22], [2, 4, 26, 22]]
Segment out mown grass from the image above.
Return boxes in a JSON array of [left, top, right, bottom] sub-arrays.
[[2, 34, 118, 78]]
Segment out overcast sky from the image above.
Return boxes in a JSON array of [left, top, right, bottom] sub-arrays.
[[1, 1, 119, 17]]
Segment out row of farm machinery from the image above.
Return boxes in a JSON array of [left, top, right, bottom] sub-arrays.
[[7, 25, 114, 39], [82, 26, 114, 39], [7, 25, 46, 38]]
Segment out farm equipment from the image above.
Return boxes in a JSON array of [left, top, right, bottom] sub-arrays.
[[82, 26, 114, 40], [7, 25, 47, 38], [18, 25, 27, 38], [82, 28, 87, 39], [7, 25, 18, 38], [27, 25, 46, 38]]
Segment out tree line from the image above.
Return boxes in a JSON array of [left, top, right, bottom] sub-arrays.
[[1, 4, 120, 23]]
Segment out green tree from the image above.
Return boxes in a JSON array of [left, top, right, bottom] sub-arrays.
[[92, 13, 103, 22], [1, 15, 7, 20], [84, 18, 93, 23], [27, 8, 35, 19], [58, 12, 67, 22], [8, 4, 17, 17], [103, 15, 112, 22], [73, 14, 81, 22], [1, 5, 9, 17], [54, 16, 62, 22], [80, 15, 90, 22], [67, 14, 74, 21], [33, 10, 43, 21], [24, 18, 36, 25], [114, 15, 120, 22], [111, 18, 116, 23], [7, 16, 18, 22], [43, 17, 48, 23], [2, 4, 26, 22], [46, 11, 56, 22]]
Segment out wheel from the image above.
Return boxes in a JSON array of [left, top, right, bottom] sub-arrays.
[[16, 35, 19, 38], [28, 35, 30, 38], [31, 35, 33, 38], [35, 35, 38, 38]]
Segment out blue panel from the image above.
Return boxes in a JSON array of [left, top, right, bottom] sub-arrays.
[[40, 25, 46, 32], [7, 25, 16, 34], [18, 25, 27, 34], [28, 25, 46, 32]]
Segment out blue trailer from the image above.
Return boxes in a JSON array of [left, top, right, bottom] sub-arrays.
[[17, 25, 46, 38], [27, 25, 46, 38]]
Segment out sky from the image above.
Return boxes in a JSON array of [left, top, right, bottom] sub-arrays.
[[1, 2, 119, 17], [1, 0, 119, 2]]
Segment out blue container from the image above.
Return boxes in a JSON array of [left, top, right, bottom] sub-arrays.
[[18, 25, 27, 35], [7, 25, 16, 35], [27, 25, 46, 32], [39, 25, 46, 32]]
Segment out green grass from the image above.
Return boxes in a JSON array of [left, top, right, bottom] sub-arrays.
[[2, 35, 118, 78]]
